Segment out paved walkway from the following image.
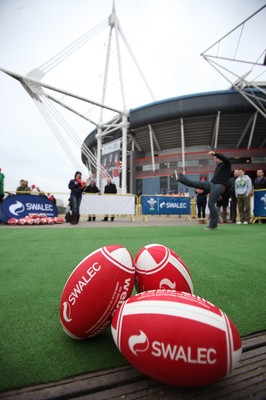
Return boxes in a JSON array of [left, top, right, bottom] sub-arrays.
[[0, 215, 202, 228]]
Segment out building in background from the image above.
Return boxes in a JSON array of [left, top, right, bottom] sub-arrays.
[[83, 86, 266, 195]]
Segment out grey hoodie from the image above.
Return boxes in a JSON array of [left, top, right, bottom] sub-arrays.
[[235, 175, 252, 196]]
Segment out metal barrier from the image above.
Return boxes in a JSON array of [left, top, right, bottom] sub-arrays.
[[3, 192, 200, 223]]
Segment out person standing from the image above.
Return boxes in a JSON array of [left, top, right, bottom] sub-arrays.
[[16, 179, 26, 194], [68, 171, 86, 225], [175, 151, 231, 230], [102, 178, 117, 221], [195, 176, 208, 224], [24, 180, 31, 194], [253, 169, 266, 224], [0, 168, 5, 203], [227, 169, 239, 223], [235, 169, 252, 224], [84, 180, 100, 221], [253, 169, 266, 190], [216, 186, 230, 223]]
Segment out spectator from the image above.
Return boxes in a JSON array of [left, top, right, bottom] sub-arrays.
[[0, 168, 4, 203], [24, 180, 31, 194], [101, 178, 117, 221], [68, 171, 86, 225], [31, 184, 41, 195], [84, 180, 100, 221], [235, 169, 252, 224], [227, 169, 239, 223], [175, 151, 231, 230], [184, 188, 190, 197], [16, 179, 26, 194], [216, 186, 230, 223], [253, 169, 266, 190], [48, 193, 57, 205], [195, 176, 208, 224], [253, 169, 266, 224]]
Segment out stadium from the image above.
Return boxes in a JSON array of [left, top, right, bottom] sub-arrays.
[[82, 85, 266, 196]]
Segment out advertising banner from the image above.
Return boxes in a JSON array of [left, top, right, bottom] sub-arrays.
[[80, 194, 135, 215], [253, 190, 266, 217], [141, 196, 191, 215], [101, 139, 121, 190], [0, 194, 58, 223]]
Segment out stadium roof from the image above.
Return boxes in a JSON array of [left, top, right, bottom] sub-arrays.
[[82, 87, 266, 165]]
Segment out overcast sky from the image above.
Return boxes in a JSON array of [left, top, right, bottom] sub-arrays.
[[0, 0, 265, 194]]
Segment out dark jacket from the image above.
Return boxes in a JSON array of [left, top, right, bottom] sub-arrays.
[[104, 182, 117, 194], [195, 189, 208, 204], [68, 179, 84, 197], [253, 176, 266, 190], [211, 153, 231, 185], [85, 184, 100, 194], [227, 176, 236, 196]]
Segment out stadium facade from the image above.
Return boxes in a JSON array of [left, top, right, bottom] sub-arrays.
[[82, 87, 266, 195]]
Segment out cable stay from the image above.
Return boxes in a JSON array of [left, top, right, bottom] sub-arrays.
[[203, 57, 266, 119], [34, 98, 83, 173], [34, 84, 112, 180], [26, 18, 109, 79], [201, 4, 266, 119], [1, 0, 156, 193]]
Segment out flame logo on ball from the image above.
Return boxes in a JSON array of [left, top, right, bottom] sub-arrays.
[[128, 330, 149, 356], [159, 278, 176, 289], [62, 301, 72, 322], [9, 201, 25, 216]]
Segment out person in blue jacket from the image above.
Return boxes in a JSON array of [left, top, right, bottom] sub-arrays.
[[68, 171, 86, 225]]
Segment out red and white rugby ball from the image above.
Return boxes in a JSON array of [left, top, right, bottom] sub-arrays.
[[111, 290, 242, 387], [7, 218, 18, 225], [135, 244, 193, 294], [60, 245, 135, 339]]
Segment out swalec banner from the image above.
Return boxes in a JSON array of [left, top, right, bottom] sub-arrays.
[[141, 195, 191, 215], [0, 194, 58, 223]]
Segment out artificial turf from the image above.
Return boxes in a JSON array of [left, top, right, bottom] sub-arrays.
[[0, 224, 265, 392]]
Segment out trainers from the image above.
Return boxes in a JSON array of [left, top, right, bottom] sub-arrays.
[[204, 226, 218, 230], [243, 221, 248, 224], [236, 221, 242, 224]]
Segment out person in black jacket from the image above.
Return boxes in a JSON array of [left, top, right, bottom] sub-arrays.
[[102, 178, 117, 221], [195, 176, 208, 224], [84, 180, 100, 221], [253, 169, 266, 190], [175, 151, 231, 230], [68, 171, 86, 225]]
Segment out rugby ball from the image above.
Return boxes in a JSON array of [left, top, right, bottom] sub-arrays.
[[7, 218, 18, 225], [135, 244, 193, 294], [60, 245, 135, 339], [53, 217, 64, 224], [111, 290, 242, 387]]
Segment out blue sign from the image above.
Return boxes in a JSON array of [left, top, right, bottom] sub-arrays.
[[253, 190, 266, 217], [0, 194, 58, 223], [141, 196, 191, 215]]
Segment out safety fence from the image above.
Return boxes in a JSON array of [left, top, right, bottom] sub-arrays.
[[2, 192, 197, 222], [2, 190, 263, 223]]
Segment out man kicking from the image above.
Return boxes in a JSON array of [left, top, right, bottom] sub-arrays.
[[175, 151, 231, 230]]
